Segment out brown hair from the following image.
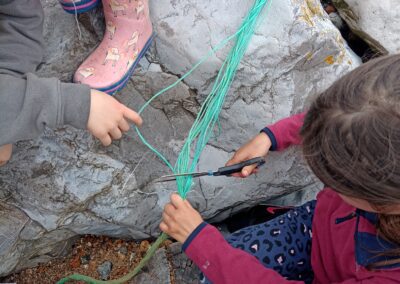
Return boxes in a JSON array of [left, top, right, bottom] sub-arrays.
[[300, 54, 400, 268]]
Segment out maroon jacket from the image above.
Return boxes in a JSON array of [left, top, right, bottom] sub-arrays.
[[183, 113, 400, 283]]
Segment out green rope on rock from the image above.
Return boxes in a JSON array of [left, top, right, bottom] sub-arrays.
[[136, 0, 272, 197], [57, 0, 272, 283]]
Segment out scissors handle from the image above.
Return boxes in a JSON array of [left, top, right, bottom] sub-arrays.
[[214, 157, 266, 176]]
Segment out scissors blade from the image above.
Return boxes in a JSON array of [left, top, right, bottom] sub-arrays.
[[154, 171, 210, 183]]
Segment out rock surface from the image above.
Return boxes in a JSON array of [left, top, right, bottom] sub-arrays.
[[333, 0, 400, 54], [168, 242, 200, 284], [131, 243, 200, 284], [0, 0, 362, 277], [130, 248, 171, 284]]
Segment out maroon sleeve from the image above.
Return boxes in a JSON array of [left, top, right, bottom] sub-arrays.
[[332, 278, 400, 284], [184, 224, 304, 284], [261, 112, 305, 151]]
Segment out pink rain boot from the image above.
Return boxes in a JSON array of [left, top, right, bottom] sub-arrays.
[[74, 0, 154, 95], [59, 0, 101, 14]]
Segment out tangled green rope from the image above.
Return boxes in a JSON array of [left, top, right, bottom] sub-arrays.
[[137, 0, 272, 197], [58, 0, 272, 283]]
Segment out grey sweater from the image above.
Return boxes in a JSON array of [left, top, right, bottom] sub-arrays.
[[0, 0, 90, 146]]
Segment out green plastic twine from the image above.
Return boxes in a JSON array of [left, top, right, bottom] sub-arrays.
[[58, 0, 271, 283], [136, 0, 272, 198]]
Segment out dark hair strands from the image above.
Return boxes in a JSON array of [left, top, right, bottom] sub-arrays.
[[301, 54, 400, 269]]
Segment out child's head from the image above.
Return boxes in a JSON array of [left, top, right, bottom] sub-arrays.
[[301, 54, 400, 255], [302, 54, 400, 209]]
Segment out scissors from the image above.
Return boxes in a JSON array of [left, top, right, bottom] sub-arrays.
[[153, 157, 266, 183]]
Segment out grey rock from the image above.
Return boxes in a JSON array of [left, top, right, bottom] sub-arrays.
[[118, 246, 128, 255], [97, 261, 113, 281], [130, 243, 199, 284], [130, 248, 171, 284], [0, 0, 369, 278], [168, 243, 200, 284], [333, 0, 400, 54]]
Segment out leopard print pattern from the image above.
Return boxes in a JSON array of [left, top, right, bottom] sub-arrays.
[[201, 200, 316, 284]]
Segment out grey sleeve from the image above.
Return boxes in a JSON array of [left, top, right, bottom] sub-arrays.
[[0, 0, 91, 146], [0, 73, 91, 146], [0, 0, 45, 76]]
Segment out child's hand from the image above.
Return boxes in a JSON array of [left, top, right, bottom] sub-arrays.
[[226, 132, 271, 178], [87, 89, 143, 146], [160, 193, 204, 243], [0, 144, 12, 166]]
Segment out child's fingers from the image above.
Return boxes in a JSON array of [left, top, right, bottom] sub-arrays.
[[122, 105, 143, 126], [159, 221, 168, 233], [227, 152, 258, 177], [170, 193, 184, 208], [162, 212, 173, 224], [183, 199, 193, 208], [225, 151, 248, 177], [225, 153, 245, 167], [109, 128, 122, 140], [118, 118, 130, 132], [100, 134, 112, 146], [226, 147, 254, 167], [164, 203, 176, 216], [242, 164, 258, 177]]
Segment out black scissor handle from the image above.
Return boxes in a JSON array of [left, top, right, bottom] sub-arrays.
[[214, 157, 266, 176]]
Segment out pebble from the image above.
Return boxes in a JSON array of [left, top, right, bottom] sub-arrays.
[[139, 240, 150, 252], [80, 254, 91, 265], [97, 261, 113, 280], [118, 246, 128, 255]]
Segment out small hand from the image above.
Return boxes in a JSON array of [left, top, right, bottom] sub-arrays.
[[160, 193, 204, 243], [226, 132, 271, 178], [0, 144, 12, 166], [87, 89, 143, 146]]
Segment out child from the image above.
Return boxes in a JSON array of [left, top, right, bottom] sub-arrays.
[[59, 0, 153, 95], [160, 54, 400, 283], [0, 0, 143, 166]]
